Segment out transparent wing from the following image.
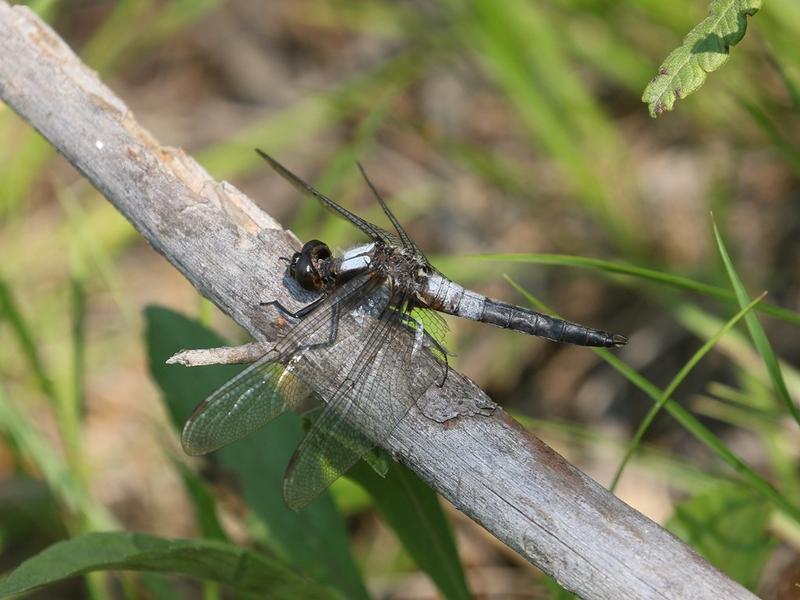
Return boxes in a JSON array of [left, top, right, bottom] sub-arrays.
[[356, 161, 424, 258], [181, 355, 311, 455], [410, 305, 450, 364], [257, 150, 447, 286], [256, 149, 399, 246], [181, 272, 384, 455], [283, 291, 445, 510]]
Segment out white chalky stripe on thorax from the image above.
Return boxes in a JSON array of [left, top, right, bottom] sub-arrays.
[[339, 242, 375, 274]]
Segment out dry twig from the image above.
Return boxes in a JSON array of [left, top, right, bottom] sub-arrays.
[[0, 3, 755, 598]]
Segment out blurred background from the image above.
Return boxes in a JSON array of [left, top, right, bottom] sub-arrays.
[[1, 0, 799, 597]]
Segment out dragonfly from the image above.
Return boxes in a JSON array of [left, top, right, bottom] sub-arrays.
[[181, 149, 628, 510]]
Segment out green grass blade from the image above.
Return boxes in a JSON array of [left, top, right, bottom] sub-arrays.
[[737, 96, 800, 177], [712, 218, 800, 427], [25, 0, 59, 21], [643, 0, 762, 117], [290, 90, 397, 240], [479, 253, 800, 326], [0, 532, 339, 599], [674, 305, 800, 399], [505, 277, 800, 525], [563, 12, 652, 94], [0, 278, 58, 402], [135, 0, 221, 52], [458, 0, 632, 245], [197, 49, 429, 181], [602, 351, 800, 524], [0, 128, 52, 218], [513, 411, 727, 494], [64, 268, 86, 478], [767, 51, 800, 111], [610, 292, 766, 491], [80, 0, 151, 72], [59, 190, 135, 324], [0, 385, 116, 530], [60, 229, 91, 484]]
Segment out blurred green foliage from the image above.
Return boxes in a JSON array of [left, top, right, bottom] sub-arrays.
[[1, 0, 799, 597]]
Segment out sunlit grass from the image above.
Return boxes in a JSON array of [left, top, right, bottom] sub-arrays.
[[1, 0, 799, 595], [506, 275, 800, 527]]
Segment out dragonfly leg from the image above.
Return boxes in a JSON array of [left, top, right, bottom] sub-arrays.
[[294, 303, 341, 354], [397, 313, 450, 387], [261, 295, 324, 322]]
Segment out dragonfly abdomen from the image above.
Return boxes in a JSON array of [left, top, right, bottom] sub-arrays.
[[480, 298, 626, 347], [421, 274, 626, 348]]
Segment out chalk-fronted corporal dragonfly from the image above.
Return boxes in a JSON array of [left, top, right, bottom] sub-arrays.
[[181, 150, 628, 510]]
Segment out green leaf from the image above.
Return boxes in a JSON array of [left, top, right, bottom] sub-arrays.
[[711, 219, 800, 427], [144, 306, 368, 600], [643, 0, 762, 117], [347, 461, 471, 600], [667, 482, 775, 590], [173, 459, 228, 542], [0, 532, 338, 599]]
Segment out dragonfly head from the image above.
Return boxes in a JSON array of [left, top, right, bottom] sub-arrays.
[[289, 239, 332, 291]]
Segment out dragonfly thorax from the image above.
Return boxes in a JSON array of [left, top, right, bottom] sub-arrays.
[[374, 243, 430, 291]]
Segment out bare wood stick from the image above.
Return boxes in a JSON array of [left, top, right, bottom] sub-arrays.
[[0, 4, 756, 599], [167, 343, 270, 367]]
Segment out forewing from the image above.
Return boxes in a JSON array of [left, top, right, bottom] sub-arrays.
[[182, 273, 383, 456], [357, 161, 425, 259], [283, 292, 444, 510], [256, 149, 399, 245]]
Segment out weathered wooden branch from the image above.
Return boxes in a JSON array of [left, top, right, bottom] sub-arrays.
[[167, 343, 270, 367], [0, 3, 756, 598]]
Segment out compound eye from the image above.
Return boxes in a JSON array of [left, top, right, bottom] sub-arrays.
[[306, 240, 331, 261], [288, 252, 302, 279], [291, 240, 329, 291]]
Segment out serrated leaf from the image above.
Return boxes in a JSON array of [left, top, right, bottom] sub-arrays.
[[0, 532, 338, 599], [643, 0, 761, 117], [667, 482, 775, 590]]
